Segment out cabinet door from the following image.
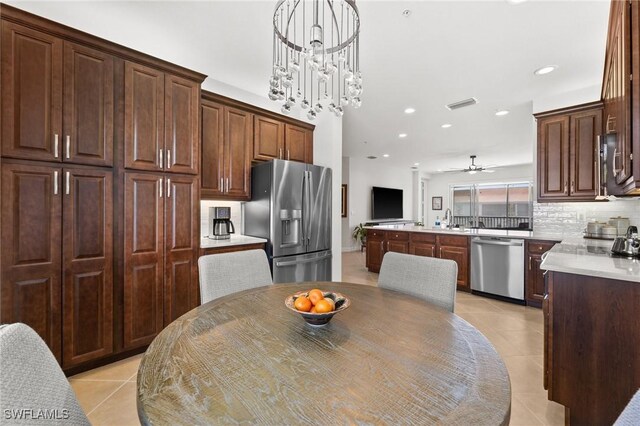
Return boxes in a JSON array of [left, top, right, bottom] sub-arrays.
[[1, 22, 62, 162], [439, 245, 469, 288], [1, 163, 62, 361], [365, 231, 385, 273], [411, 242, 436, 258], [63, 42, 114, 167], [62, 169, 113, 367], [164, 175, 199, 325], [124, 61, 164, 172], [538, 115, 570, 200], [569, 110, 600, 199], [165, 74, 199, 175], [284, 124, 311, 163], [201, 99, 225, 197], [387, 240, 409, 254], [526, 253, 545, 306], [123, 173, 164, 349], [224, 107, 252, 199], [253, 115, 284, 162]]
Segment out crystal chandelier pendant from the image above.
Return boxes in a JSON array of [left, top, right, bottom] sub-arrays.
[[270, 0, 362, 118]]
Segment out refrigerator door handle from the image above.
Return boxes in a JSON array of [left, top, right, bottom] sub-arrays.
[[306, 170, 313, 246], [301, 171, 307, 246], [275, 252, 332, 267]]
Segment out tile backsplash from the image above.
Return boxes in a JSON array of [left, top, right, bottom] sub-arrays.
[[200, 200, 243, 237], [533, 200, 640, 235]]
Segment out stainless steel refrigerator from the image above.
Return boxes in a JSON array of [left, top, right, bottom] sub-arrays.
[[244, 159, 332, 283]]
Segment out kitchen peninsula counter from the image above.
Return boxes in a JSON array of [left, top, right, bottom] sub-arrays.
[[366, 224, 565, 241]]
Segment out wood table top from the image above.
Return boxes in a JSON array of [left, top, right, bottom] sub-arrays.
[[137, 282, 511, 425]]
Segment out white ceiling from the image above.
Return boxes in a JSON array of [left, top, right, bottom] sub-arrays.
[[11, 0, 610, 174]]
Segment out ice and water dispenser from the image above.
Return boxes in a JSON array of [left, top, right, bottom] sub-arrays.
[[280, 209, 302, 246]]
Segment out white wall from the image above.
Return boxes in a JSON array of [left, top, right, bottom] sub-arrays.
[[343, 157, 414, 251], [425, 165, 534, 227], [9, 1, 344, 280]]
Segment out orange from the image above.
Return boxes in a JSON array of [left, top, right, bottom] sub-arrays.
[[294, 296, 312, 312], [310, 306, 318, 313], [314, 299, 333, 313], [308, 289, 324, 305], [323, 297, 335, 310]]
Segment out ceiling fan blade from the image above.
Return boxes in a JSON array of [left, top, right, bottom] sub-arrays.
[[481, 169, 495, 173]]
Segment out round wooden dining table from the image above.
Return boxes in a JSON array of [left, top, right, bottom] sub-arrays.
[[137, 282, 511, 425]]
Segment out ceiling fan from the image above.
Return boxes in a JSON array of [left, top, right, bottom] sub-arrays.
[[446, 155, 496, 174]]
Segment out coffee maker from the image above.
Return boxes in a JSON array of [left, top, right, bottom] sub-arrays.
[[208, 207, 235, 240]]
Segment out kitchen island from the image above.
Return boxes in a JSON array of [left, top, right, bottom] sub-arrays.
[[540, 238, 640, 425]]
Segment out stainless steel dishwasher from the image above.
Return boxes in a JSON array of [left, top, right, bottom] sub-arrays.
[[471, 237, 525, 301]]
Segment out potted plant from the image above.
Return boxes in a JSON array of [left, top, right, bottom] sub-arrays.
[[352, 223, 367, 251]]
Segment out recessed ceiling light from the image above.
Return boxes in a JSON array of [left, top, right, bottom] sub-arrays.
[[507, 0, 528, 4], [383, 154, 390, 158], [534, 65, 557, 75], [437, 169, 443, 172], [441, 124, 452, 129], [495, 110, 510, 116], [404, 107, 416, 114], [398, 133, 407, 138], [414, 162, 420, 166], [402, 9, 411, 17]]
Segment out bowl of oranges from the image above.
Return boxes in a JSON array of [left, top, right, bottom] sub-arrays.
[[285, 289, 350, 326]]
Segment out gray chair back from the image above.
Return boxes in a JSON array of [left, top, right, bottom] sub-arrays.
[[614, 389, 640, 425], [198, 249, 273, 304], [0, 323, 90, 425], [378, 252, 457, 312]]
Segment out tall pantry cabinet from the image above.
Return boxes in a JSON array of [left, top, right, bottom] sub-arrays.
[[0, 5, 205, 372]]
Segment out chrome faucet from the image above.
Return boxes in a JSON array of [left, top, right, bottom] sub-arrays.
[[444, 208, 452, 228]]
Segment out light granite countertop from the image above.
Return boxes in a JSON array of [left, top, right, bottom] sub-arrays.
[[366, 224, 566, 241], [541, 236, 640, 283], [200, 234, 267, 249]]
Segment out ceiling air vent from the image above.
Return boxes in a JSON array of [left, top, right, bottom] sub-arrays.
[[367, 156, 377, 159], [446, 97, 478, 111]]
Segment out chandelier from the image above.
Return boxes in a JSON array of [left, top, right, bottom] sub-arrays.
[[269, 0, 362, 120]]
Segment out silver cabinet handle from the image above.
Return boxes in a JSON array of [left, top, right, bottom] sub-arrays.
[[287, 149, 290, 160], [613, 148, 621, 176], [65, 171, 70, 195], [220, 178, 224, 192], [571, 181, 574, 194], [439, 247, 443, 257], [53, 171, 59, 195], [564, 182, 568, 194], [54, 134, 59, 158], [65, 135, 70, 159], [159, 149, 163, 168], [167, 178, 171, 198], [159, 177, 163, 198], [225, 178, 229, 193], [595, 136, 602, 197], [167, 149, 171, 169], [279, 148, 282, 159], [529, 256, 532, 271], [431, 246, 435, 257]]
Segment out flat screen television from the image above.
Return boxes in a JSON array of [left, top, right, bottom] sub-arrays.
[[371, 186, 403, 220]]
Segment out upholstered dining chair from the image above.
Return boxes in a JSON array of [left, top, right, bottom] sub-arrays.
[[198, 249, 273, 304], [378, 252, 458, 312], [0, 323, 90, 425], [614, 389, 640, 425]]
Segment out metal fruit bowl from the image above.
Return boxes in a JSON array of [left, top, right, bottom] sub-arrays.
[[284, 291, 350, 326]]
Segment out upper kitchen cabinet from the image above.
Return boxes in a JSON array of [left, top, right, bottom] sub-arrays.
[[601, 0, 640, 195], [535, 102, 602, 202], [253, 116, 313, 164], [284, 123, 313, 163], [1, 23, 114, 166], [201, 92, 252, 200], [124, 61, 199, 175]]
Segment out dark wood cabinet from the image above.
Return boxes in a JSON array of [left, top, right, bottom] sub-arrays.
[[63, 42, 114, 167], [438, 235, 470, 289], [201, 94, 251, 200], [386, 232, 410, 254], [163, 175, 199, 326], [284, 124, 313, 163], [253, 115, 284, 162], [365, 230, 386, 273], [535, 102, 602, 202], [409, 233, 437, 258], [545, 271, 640, 425], [525, 240, 557, 308], [1, 21, 62, 162], [1, 163, 62, 361], [62, 168, 113, 367], [124, 62, 199, 175], [123, 173, 164, 349]]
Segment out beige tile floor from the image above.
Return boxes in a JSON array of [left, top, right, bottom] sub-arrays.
[[70, 251, 563, 425]]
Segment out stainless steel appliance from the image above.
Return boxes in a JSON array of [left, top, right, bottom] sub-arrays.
[[471, 237, 525, 301], [611, 226, 640, 258], [208, 206, 235, 240], [244, 160, 332, 283]]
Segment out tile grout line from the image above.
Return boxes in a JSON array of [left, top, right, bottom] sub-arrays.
[[84, 380, 129, 417]]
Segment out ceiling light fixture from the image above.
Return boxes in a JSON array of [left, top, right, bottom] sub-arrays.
[[534, 65, 557, 75], [404, 107, 416, 114], [495, 110, 510, 116], [507, 0, 528, 4], [398, 133, 407, 138], [414, 162, 420, 166], [383, 154, 390, 158], [441, 124, 452, 128], [269, 0, 362, 120]]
